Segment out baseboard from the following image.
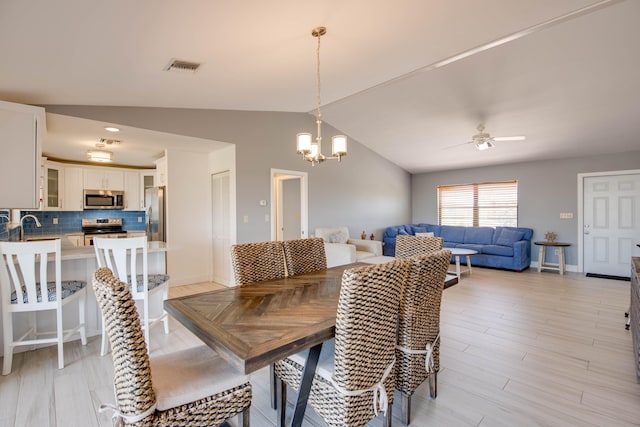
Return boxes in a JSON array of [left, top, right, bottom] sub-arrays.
[[530, 261, 578, 272]]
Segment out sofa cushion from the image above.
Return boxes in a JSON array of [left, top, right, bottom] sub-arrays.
[[415, 232, 435, 237], [420, 224, 442, 236], [442, 241, 459, 249], [482, 245, 514, 257], [456, 244, 484, 253], [440, 226, 466, 243], [496, 229, 525, 246], [463, 227, 494, 245], [411, 226, 427, 234]]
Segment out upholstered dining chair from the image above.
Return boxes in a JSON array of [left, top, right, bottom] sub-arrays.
[[395, 234, 444, 259], [282, 237, 327, 276], [274, 259, 410, 427], [230, 241, 286, 285], [94, 236, 169, 356], [92, 267, 252, 426], [0, 239, 87, 375], [395, 249, 451, 426]]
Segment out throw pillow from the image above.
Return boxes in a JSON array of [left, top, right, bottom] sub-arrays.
[[327, 230, 348, 244], [496, 229, 525, 246], [415, 232, 435, 237], [413, 226, 427, 234]]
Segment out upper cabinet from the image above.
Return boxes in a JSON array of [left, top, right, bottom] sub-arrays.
[[84, 168, 124, 190], [44, 162, 64, 210], [123, 171, 141, 210], [0, 101, 45, 209], [63, 166, 84, 211], [155, 157, 167, 187]]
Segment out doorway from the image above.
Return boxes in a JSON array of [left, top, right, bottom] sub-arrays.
[[270, 169, 308, 241], [579, 170, 640, 277], [211, 171, 231, 285]]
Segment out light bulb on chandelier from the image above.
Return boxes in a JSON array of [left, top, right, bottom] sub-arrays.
[[296, 26, 347, 166]]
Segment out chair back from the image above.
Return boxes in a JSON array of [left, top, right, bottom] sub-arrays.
[[283, 238, 327, 276], [333, 260, 410, 405], [92, 267, 156, 421], [395, 249, 451, 395], [94, 236, 148, 299], [395, 235, 443, 258], [230, 241, 286, 285], [0, 239, 62, 309]]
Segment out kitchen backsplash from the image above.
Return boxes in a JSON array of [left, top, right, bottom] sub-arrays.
[[15, 210, 146, 238]]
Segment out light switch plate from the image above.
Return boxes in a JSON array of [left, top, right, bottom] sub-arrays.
[[560, 212, 574, 219]]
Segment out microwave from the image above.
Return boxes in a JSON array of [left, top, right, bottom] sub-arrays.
[[83, 190, 125, 209]]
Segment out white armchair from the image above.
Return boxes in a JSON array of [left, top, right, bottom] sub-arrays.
[[315, 227, 383, 268]]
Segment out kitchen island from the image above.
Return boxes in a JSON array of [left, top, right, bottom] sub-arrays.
[[0, 241, 168, 355]]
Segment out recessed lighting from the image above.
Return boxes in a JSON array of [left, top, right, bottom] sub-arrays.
[[104, 126, 120, 132]]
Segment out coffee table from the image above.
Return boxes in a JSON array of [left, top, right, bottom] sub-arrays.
[[449, 248, 478, 280]]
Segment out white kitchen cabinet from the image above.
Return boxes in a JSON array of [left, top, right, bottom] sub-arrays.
[[140, 169, 155, 208], [84, 168, 124, 190], [66, 234, 85, 247], [44, 162, 64, 210], [63, 166, 84, 211], [0, 101, 44, 209], [155, 157, 167, 187], [124, 171, 141, 210]]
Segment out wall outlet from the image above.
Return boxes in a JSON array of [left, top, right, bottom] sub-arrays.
[[264, 214, 269, 222], [243, 215, 249, 223], [52, 217, 58, 225], [560, 212, 573, 219], [138, 217, 142, 222]]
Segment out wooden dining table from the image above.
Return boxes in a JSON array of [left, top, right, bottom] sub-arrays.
[[164, 262, 458, 427]]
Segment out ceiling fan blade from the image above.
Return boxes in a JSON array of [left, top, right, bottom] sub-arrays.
[[493, 135, 526, 141]]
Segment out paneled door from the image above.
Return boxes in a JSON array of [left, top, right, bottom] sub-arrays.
[[211, 171, 231, 286], [583, 173, 640, 277]]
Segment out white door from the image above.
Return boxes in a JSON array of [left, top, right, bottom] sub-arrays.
[[271, 169, 308, 242], [211, 171, 231, 285], [282, 178, 301, 240], [583, 173, 640, 277]]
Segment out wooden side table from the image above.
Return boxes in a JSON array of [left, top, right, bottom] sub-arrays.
[[535, 241, 571, 275]]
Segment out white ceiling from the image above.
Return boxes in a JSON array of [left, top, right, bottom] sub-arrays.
[[1, 0, 638, 172]]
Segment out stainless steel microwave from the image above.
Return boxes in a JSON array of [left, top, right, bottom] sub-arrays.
[[83, 190, 124, 209]]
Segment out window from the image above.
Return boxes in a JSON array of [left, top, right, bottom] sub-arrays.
[[438, 181, 518, 227]]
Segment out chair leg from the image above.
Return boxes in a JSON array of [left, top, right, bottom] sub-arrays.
[[79, 292, 87, 345], [383, 404, 393, 427], [2, 313, 13, 375], [143, 299, 150, 352], [162, 286, 170, 334], [238, 406, 250, 427], [276, 375, 287, 427], [400, 392, 411, 426], [100, 321, 109, 356], [56, 301, 64, 369], [270, 363, 277, 409], [429, 372, 438, 399]]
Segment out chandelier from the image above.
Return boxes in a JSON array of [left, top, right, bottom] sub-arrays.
[[296, 27, 347, 166]]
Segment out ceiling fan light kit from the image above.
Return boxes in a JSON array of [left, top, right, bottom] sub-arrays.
[[470, 124, 525, 151]]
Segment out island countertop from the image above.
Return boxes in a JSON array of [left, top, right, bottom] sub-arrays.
[[61, 241, 168, 260]]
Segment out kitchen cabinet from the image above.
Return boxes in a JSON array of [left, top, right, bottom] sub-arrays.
[[63, 166, 84, 211], [66, 234, 85, 247], [124, 171, 141, 210], [0, 101, 44, 209], [84, 168, 124, 190], [44, 162, 64, 210]]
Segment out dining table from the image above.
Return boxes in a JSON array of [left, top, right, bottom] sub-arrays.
[[164, 262, 458, 427]]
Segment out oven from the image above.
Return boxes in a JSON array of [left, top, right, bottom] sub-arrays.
[[82, 218, 128, 246]]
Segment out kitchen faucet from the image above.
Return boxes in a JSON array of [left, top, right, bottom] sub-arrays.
[[19, 214, 42, 241]]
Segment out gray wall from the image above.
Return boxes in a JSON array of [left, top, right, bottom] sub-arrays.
[[43, 106, 411, 242], [411, 150, 640, 266]]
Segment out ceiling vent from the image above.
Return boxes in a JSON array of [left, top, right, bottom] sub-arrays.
[[164, 59, 201, 73], [99, 138, 121, 145]]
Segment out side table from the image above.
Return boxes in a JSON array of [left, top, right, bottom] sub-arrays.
[[534, 241, 571, 275], [449, 248, 478, 280]]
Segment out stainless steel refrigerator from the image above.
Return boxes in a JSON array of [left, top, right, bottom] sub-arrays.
[[145, 186, 166, 242]]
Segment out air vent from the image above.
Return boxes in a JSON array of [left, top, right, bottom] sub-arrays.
[[164, 59, 201, 73], [99, 138, 121, 146]]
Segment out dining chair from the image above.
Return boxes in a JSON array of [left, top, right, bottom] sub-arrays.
[[230, 241, 286, 285], [0, 239, 87, 375], [395, 235, 444, 258], [282, 237, 327, 276], [92, 267, 252, 426], [93, 236, 169, 356], [395, 249, 451, 426], [274, 259, 411, 427]]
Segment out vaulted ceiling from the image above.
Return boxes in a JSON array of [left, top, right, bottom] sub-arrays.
[[1, 0, 638, 172]]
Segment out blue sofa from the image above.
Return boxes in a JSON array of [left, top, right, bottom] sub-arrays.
[[383, 223, 534, 271]]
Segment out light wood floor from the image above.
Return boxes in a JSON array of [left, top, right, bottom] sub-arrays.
[[1, 268, 639, 426]]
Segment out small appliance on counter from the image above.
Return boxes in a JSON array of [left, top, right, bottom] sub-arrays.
[[82, 218, 127, 246], [145, 187, 166, 242]]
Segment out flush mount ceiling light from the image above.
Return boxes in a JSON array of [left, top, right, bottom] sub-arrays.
[[87, 138, 119, 162], [296, 27, 347, 166], [103, 126, 120, 132]]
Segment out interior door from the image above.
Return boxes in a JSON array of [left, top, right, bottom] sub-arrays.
[[281, 178, 301, 240], [583, 173, 640, 277], [271, 169, 308, 242], [211, 171, 231, 285]]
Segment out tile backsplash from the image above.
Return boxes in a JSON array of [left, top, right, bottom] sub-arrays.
[[3, 210, 146, 240]]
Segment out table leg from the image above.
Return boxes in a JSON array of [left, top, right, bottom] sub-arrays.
[[559, 247, 565, 275], [466, 256, 472, 275], [538, 246, 545, 272], [291, 343, 323, 427], [455, 256, 461, 279]]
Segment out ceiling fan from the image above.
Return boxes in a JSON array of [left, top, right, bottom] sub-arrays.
[[468, 124, 525, 151]]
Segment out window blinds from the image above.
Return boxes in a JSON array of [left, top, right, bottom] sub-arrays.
[[438, 181, 518, 227]]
